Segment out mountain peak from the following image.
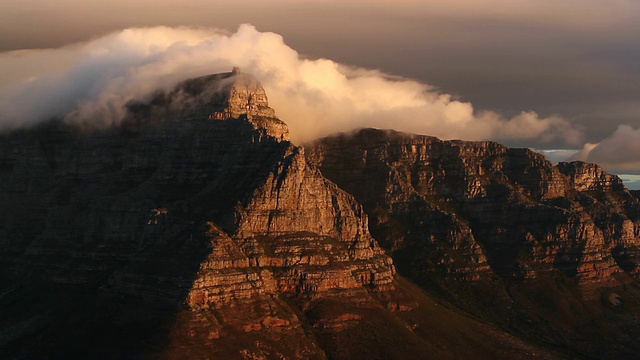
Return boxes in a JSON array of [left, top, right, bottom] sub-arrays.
[[176, 69, 277, 121], [129, 69, 289, 141]]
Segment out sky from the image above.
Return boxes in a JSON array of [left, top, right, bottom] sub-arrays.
[[1, 0, 639, 186]]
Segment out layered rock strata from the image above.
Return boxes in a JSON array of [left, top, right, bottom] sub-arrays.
[[307, 129, 640, 358], [0, 71, 388, 358], [307, 129, 640, 286], [0, 72, 557, 359]]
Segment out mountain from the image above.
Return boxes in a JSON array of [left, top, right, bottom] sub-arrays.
[[308, 128, 640, 358], [0, 70, 638, 359]]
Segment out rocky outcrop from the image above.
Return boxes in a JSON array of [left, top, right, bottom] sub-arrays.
[[558, 161, 626, 192], [557, 162, 640, 277], [307, 129, 640, 358], [0, 72, 557, 359], [307, 129, 640, 287], [0, 71, 387, 358]]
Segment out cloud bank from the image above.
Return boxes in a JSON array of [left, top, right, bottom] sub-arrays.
[[571, 125, 640, 175], [0, 24, 583, 146]]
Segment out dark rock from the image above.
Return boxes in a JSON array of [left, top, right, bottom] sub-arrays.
[[308, 128, 640, 358], [0, 73, 555, 359]]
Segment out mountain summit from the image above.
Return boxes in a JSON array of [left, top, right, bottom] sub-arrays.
[[1, 72, 639, 359], [126, 68, 289, 141]]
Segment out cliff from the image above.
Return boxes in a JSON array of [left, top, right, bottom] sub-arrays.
[[307, 129, 640, 285], [0, 72, 553, 359], [308, 128, 640, 357]]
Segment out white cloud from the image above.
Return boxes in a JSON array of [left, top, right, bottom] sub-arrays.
[[0, 24, 583, 146], [570, 125, 640, 174]]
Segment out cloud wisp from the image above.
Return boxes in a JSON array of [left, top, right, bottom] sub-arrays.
[[0, 24, 583, 146], [571, 125, 640, 175]]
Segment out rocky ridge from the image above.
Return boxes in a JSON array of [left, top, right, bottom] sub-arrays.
[[0, 70, 387, 358], [0, 72, 555, 359], [308, 128, 640, 357], [308, 129, 640, 286]]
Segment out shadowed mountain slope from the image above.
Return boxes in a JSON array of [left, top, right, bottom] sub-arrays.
[[0, 72, 557, 359], [308, 128, 640, 358]]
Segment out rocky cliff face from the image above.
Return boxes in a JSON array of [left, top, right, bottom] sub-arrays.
[[308, 129, 640, 286], [308, 129, 640, 358], [0, 72, 554, 359]]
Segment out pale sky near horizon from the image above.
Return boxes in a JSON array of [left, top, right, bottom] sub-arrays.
[[1, 0, 640, 185]]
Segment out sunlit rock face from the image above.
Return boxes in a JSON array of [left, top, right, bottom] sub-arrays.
[[308, 128, 640, 287], [0, 70, 393, 357], [2, 71, 483, 360], [1, 71, 564, 360], [308, 130, 640, 358], [4, 71, 640, 359]]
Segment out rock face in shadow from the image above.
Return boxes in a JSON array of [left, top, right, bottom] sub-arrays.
[[308, 128, 640, 358], [0, 72, 554, 359], [308, 129, 640, 285]]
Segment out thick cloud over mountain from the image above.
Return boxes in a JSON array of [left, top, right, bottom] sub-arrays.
[[0, 25, 582, 147]]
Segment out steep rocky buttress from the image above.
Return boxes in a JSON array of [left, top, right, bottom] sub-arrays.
[[0, 72, 554, 359]]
